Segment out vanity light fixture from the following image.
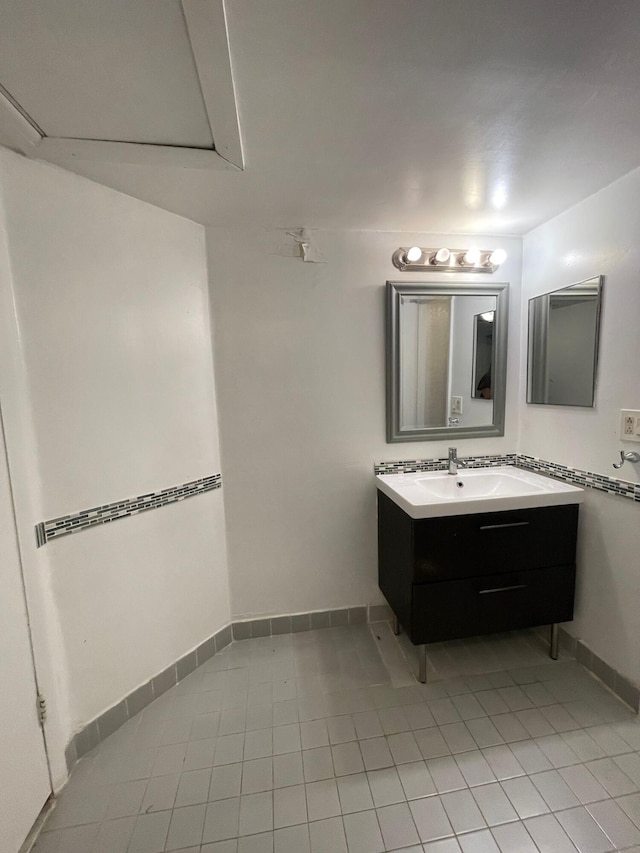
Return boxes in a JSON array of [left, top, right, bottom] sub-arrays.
[[461, 248, 481, 266], [392, 246, 507, 274], [489, 248, 507, 266]]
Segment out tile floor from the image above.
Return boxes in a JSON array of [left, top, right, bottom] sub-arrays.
[[33, 623, 640, 853]]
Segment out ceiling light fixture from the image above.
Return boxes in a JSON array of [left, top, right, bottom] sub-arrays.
[[392, 247, 507, 274]]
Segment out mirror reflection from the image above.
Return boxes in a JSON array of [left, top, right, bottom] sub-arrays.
[[472, 311, 494, 400], [527, 276, 603, 407], [387, 282, 509, 442], [399, 295, 497, 429]]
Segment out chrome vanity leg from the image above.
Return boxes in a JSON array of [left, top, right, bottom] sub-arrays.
[[418, 645, 427, 683], [550, 624, 559, 660], [392, 614, 401, 636]]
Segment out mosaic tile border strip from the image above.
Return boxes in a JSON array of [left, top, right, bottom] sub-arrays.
[[35, 474, 222, 547], [516, 454, 639, 502], [374, 453, 517, 475], [375, 453, 639, 502]]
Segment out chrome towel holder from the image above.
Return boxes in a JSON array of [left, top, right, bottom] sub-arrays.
[[613, 450, 640, 469]]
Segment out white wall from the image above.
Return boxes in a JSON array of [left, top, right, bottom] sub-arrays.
[[0, 404, 51, 852], [207, 228, 522, 619], [0, 148, 230, 785], [521, 166, 640, 686]]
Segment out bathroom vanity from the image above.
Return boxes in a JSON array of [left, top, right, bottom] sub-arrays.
[[376, 466, 584, 681]]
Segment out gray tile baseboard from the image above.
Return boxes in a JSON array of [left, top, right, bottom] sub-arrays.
[[558, 626, 640, 711], [533, 624, 638, 712], [228, 610, 639, 714], [64, 604, 388, 774], [65, 622, 232, 772], [230, 605, 376, 640]]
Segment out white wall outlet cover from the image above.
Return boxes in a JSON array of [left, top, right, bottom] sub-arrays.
[[619, 409, 640, 442], [451, 396, 463, 414]]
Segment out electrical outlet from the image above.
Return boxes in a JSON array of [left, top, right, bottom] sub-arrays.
[[620, 409, 640, 442], [451, 396, 463, 414]]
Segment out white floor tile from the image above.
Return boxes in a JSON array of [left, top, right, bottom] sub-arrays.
[[409, 795, 454, 843], [524, 813, 579, 853], [308, 816, 347, 853], [376, 802, 420, 849], [471, 783, 519, 827], [342, 809, 384, 853], [501, 775, 550, 819], [41, 627, 640, 853], [556, 806, 614, 853], [367, 767, 405, 807], [440, 789, 486, 833]]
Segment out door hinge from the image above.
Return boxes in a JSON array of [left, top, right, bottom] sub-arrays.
[[37, 693, 47, 725]]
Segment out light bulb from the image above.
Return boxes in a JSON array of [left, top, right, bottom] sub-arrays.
[[462, 248, 481, 266], [405, 246, 422, 263], [489, 248, 507, 266], [434, 247, 450, 264]]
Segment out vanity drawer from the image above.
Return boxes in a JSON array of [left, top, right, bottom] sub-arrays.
[[410, 564, 576, 644], [413, 504, 579, 582]]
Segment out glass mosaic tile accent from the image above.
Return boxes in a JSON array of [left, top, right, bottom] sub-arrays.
[[374, 454, 517, 475], [517, 454, 639, 502], [375, 453, 640, 503], [35, 473, 222, 547]]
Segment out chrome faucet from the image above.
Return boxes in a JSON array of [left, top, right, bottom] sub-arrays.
[[448, 447, 467, 475]]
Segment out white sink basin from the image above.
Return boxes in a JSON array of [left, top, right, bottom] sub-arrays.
[[414, 470, 548, 500], [376, 465, 584, 518]]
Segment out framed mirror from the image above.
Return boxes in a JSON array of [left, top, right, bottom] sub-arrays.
[[527, 275, 603, 407], [386, 282, 509, 442]]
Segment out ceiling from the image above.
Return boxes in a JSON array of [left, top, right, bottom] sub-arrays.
[[1, 0, 640, 234], [0, 2, 212, 147]]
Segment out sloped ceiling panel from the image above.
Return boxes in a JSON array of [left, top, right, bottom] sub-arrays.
[[0, 0, 243, 169]]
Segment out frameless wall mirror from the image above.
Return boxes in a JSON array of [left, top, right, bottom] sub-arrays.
[[386, 282, 509, 442], [527, 275, 604, 407]]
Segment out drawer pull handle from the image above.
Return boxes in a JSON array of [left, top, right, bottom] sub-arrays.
[[478, 584, 527, 595], [479, 521, 530, 531]]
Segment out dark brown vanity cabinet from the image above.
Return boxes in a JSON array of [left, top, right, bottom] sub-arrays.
[[377, 491, 579, 647]]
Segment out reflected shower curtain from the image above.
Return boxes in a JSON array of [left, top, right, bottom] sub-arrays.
[[400, 296, 451, 429]]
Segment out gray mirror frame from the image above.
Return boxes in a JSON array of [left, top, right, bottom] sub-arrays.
[[526, 275, 604, 408], [386, 281, 509, 442]]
